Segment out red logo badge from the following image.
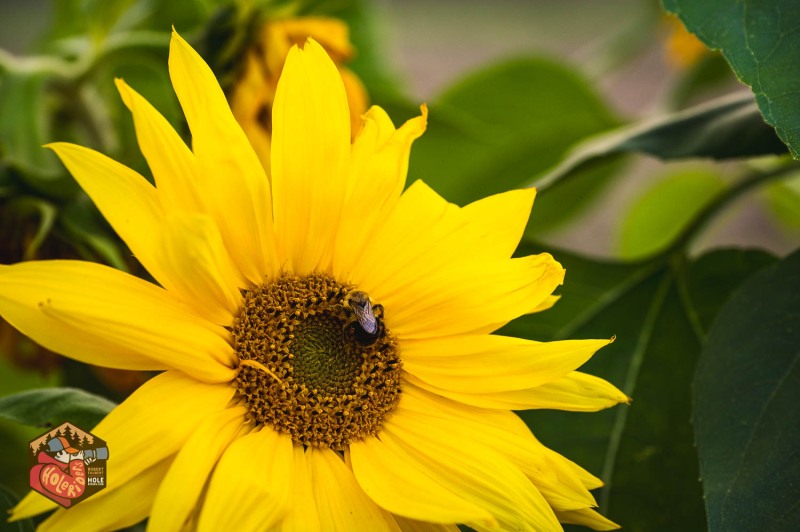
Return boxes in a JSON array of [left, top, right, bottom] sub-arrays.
[[28, 422, 108, 507]]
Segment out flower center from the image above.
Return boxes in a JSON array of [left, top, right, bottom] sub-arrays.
[[233, 273, 402, 450]]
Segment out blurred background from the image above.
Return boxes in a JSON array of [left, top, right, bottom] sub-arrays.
[[3, 0, 798, 262]]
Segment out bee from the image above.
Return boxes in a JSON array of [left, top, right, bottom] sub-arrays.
[[343, 290, 385, 345]]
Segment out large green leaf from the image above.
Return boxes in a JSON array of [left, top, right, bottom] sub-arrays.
[[693, 249, 800, 531], [47, 0, 219, 43], [619, 169, 725, 259], [683, 250, 777, 335], [764, 171, 800, 230], [0, 197, 57, 263], [0, 356, 60, 505], [0, 388, 116, 430], [0, 70, 62, 181], [663, 0, 800, 157], [407, 57, 621, 232], [502, 246, 775, 530], [534, 91, 787, 191]]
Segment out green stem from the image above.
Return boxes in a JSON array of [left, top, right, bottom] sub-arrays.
[[0, 31, 168, 83], [669, 162, 800, 253], [0, 49, 75, 78]]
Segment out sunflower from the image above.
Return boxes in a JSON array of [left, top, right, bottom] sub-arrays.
[[3, 30, 627, 531]]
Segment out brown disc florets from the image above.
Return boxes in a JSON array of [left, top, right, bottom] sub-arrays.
[[233, 273, 402, 450]]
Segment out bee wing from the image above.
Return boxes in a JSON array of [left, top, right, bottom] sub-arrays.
[[353, 301, 378, 334]]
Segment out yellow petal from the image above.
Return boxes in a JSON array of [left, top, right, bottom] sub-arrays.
[[169, 30, 277, 282], [0, 261, 236, 381], [460, 187, 536, 259], [114, 78, 201, 213], [387, 387, 566, 529], [38, 458, 172, 532], [45, 142, 166, 277], [517, 371, 631, 411], [46, 143, 244, 324], [351, 181, 563, 337], [350, 180, 528, 287], [8, 493, 56, 522], [0, 263, 160, 372], [531, 445, 604, 509], [393, 515, 460, 532], [271, 38, 351, 274], [398, 386, 599, 513], [309, 447, 398, 531], [255, 16, 366, 141], [402, 335, 612, 393], [347, 180, 465, 290], [281, 446, 321, 532], [10, 371, 235, 520], [406, 371, 629, 412], [340, 67, 369, 138], [333, 105, 427, 281], [350, 433, 495, 526], [148, 406, 247, 532], [198, 426, 293, 532], [567, 460, 605, 491], [531, 294, 561, 313], [555, 508, 620, 530], [390, 253, 564, 339], [93, 372, 234, 496], [157, 211, 245, 326]]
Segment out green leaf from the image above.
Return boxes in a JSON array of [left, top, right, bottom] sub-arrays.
[[0, 357, 60, 499], [0, 70, 54, 174], [764, 170, 800, 230], [0, 484, 35, 532], [60, 200, 130, 271], [47, 0, 127, 42], [693, 248, 800, 531], [663, 0, 800, 157], [502, 246, 776, 530], [669, 54, 737, 110], [0, 388, 116, 430], [683, 249, 776, 334], [535, 91, 787, 191], [0, 197, 55, 264], [408, 57, 621, 231], [619, 169, 725, 259], [145, 0, 225, 32]]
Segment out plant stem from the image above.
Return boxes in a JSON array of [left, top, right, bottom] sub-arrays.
[[670, 162, 800, 252]]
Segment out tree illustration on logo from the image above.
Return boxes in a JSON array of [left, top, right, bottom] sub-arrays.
[[64, 425, 75, 445]]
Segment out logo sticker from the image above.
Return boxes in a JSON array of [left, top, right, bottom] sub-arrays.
[[28, 422, 109, 508]]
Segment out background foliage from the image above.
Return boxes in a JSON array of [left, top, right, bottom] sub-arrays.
[[0, 0, 799, 530]]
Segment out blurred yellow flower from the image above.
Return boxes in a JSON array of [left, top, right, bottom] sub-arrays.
[[3, 30, 626, 531], [664, 15, 709, 69], [231, 16, 368, 171]]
